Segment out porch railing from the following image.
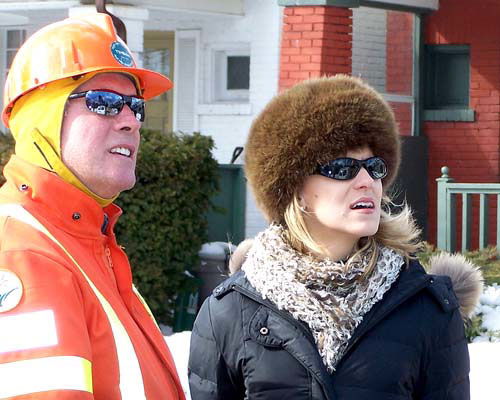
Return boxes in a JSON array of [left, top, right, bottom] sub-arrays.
[[437, 166, 500, 253]]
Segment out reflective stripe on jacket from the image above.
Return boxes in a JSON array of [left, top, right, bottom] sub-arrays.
[[0, 156, 184, 400]]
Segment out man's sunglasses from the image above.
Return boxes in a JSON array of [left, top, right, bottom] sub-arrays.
[[68, 89, 145, 122], [317, 156, 388, 181]]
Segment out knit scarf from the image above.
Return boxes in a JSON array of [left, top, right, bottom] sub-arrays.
[[241, 224, 404, 372]]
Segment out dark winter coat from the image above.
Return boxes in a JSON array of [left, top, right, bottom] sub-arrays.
[[188, 257, 478, 400]]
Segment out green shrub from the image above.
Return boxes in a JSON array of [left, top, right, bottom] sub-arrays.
[[416, 242, 500, 285], [464, 314, 484, 342], [0, 133, 15, 186], [115, 129, 219, 324]]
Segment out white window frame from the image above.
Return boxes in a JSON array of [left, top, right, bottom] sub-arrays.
[[214, 49, 250, 102], [1, 25, 27, 131], [4, 28, 26, 76], [206, 43, 250, 104]]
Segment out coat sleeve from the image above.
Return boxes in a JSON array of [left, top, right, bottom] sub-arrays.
[[418, 286, 471, 399], [188, 295, 243, 400], [0, 249, 94, 399]]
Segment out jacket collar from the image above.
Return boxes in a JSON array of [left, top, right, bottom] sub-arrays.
[[0, 155, 122, 238]]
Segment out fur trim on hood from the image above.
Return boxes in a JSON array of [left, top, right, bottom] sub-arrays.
[[229, 239, 254, 275], [428, 252, 483, 318], [229, 240, 483, 319]]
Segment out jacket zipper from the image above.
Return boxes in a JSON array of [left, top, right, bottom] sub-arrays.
[[105, 245, 114, 269], [104, 244, 119, 289]]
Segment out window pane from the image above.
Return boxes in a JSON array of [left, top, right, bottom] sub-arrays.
[[143, 48, 170, 102], [143, 49, 170, 76], [7, 30, 21, 49], [425, 46, 469, 109], [385, 11, 413, 97], [389, 102, 412, 136], [352, 9, 414, 96], [352, 8, 414, 134], [227, 56, 249, 90], [7, 50, 16, 68], [436, 52, 468, 106], [352, 7, 387, 93]]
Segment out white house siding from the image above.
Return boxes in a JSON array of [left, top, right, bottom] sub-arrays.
[[352, 6, 387, 93]]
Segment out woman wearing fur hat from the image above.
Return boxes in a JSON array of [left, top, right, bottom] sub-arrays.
[[188, 75, 482, 400]]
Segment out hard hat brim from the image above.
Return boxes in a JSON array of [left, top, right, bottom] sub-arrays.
[[120, 67, 173, 100]]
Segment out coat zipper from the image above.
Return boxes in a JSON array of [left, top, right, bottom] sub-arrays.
[[104, 244, 119, 289], [105, 245, 114, 269]]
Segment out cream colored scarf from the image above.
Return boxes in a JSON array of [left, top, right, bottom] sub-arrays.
[[242, 224, 404, 372]]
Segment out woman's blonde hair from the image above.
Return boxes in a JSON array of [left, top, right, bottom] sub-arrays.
[[283, 193, 422, 276]]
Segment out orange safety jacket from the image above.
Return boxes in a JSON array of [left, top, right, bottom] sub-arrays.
[[0, 156, 185, 400]]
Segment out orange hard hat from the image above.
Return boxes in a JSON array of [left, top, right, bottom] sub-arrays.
[[2, 12, 172, 127]]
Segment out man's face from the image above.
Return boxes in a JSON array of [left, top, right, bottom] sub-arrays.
[[60, 73, 141, 199]]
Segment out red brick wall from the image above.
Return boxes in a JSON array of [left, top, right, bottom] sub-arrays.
[[279, 6, 352, 92], [386, 11, 413, 95], [425, 0, 500, 247], [386, 11, 414, 136]]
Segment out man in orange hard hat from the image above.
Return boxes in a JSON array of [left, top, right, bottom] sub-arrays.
[[0, 13, 185, 400]]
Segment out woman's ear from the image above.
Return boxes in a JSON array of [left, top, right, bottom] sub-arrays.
[[297, 195, 308, 213]]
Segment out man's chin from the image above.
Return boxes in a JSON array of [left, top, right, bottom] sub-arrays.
[[96, 176, 136, 199]]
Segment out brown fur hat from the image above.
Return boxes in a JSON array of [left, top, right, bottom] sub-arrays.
[[245, 74, 401, 223]]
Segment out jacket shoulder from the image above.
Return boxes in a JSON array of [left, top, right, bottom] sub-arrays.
[[0, 212, 70, 267], [195, 271, 252, 332], [405, 259, 463, 316], [211, 270, 246, 299], [426, 253, 483, 318], [425, 273, 460, 314]]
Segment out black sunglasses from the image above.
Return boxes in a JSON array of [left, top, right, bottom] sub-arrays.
[[317, 156, 388, 181], [68, 89, 145, 122]]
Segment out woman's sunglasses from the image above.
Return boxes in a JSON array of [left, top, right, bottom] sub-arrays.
[[317, 156, 388, 181], [68, 89, 145, 122]]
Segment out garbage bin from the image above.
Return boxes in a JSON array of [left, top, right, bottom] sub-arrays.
[[172, 273, 202, 332], [196, 241, 235, 309]]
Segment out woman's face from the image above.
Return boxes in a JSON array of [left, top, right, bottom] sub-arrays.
[[300, 146, 383, 248]]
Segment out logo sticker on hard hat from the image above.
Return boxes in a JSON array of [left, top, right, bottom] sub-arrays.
[[0, 269, 23, 312], [111, 42, 134, 67]]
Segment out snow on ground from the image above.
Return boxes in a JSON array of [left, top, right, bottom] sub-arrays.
[[469, 342, 500, 399], [165, 331, 192, 399], [473, 283, 500, 339], [165, 284, 500, 399]]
